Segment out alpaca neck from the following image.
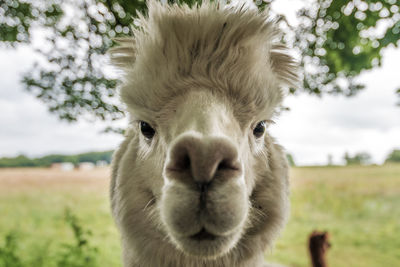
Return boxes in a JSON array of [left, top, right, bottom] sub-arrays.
[[310, 251, 327, 267]]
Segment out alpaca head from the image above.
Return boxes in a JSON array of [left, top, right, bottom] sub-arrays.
[[110, 1, 298, 263], [309, 231, 331, 267]]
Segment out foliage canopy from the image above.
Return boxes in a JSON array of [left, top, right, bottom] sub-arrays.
[[1, 0, 399, 122]]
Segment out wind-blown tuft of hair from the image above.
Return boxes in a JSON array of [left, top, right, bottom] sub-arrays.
[[109, 0, 299, 117]]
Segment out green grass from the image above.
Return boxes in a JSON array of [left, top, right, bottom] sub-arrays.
[[0, 168, 120, 267], [0, 165, 399, 266], [267, 164, 400, 267]]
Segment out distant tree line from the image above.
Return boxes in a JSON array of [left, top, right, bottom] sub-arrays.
[[385, 149, 400, 163], [343, 149, 400, 166], [0, 151, 113, 168], [343, 151, 372, 165]]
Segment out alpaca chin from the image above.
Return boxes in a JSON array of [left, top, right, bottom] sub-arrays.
[[170, 230, 241, 259], [160, 175, 249, 258]]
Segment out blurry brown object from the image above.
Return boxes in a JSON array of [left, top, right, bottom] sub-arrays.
[[309, 231, 331, 267]]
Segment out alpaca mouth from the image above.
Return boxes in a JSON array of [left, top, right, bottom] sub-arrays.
[[190, 228, 217, 241]]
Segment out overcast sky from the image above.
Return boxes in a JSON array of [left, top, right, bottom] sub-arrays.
[[0, 1, 399, 165], [271, 46, 400, 165]]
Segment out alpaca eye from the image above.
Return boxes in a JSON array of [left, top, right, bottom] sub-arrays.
[[253, 121, 266, 138], [140, 121, 155, 139]]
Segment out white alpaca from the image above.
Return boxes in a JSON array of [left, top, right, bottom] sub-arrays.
[[109, 1, 298, 266]]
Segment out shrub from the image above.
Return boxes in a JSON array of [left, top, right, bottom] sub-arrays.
[[0, 209, 99, 267], [0, 233, 23, 267], [55, 209, 99, 267]]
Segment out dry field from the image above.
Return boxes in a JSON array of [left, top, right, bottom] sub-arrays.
[[0, 167, 110, 193], [0, 165, 399, 267]]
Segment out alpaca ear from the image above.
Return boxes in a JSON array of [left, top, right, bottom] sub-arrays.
[[270, 44, 299, 88], [108, 37, 137, 70]]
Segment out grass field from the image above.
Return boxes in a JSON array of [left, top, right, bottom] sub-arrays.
[[0, 165, 399, 266]]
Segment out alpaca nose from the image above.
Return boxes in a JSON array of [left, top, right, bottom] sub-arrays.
[[165, 135, 242, 185]]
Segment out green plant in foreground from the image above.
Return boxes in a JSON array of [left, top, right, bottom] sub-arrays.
[[0, 232, 23, 267], [0, 209, 100, 267], [56, 209, 99, 267]]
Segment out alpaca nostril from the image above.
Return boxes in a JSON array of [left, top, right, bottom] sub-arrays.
[[169, 150, 191, 172], [217, 160, 229, 171], [217, 159, 239, 171], [177, 154, 191, 171]]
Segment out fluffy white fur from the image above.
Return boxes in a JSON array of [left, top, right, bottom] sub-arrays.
[[109, 1, 298, 266]]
